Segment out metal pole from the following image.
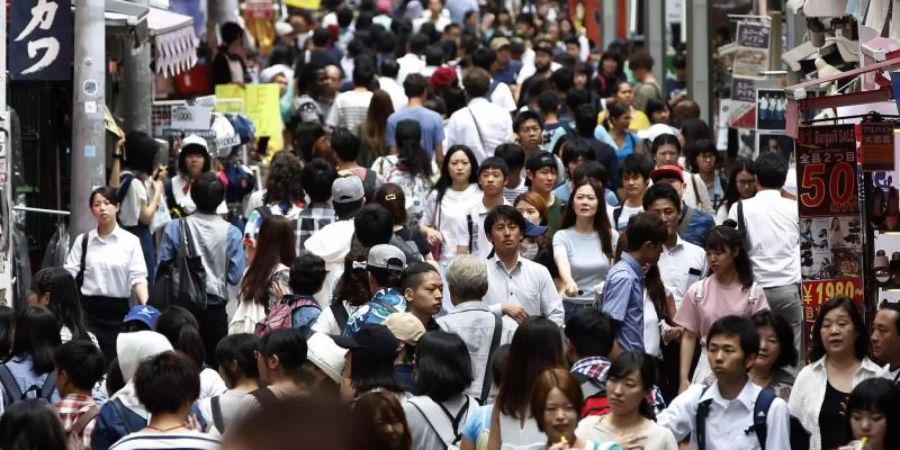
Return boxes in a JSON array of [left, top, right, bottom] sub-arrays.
[[645, 0, 666, 89], [602, 0, 617, 50], [686, 0, 712, 125], [207, 0, 239, 48], [122, 0, 152, 134], [71, 0, 107, 237]]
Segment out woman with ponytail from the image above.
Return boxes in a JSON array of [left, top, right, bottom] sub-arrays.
[[157, 306, 227, 400], [374, 119, 437, 222]]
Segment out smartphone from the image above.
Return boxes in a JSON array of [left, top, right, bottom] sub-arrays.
[[258, 137, 271, 157]]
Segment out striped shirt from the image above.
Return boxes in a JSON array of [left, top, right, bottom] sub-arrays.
[[108, 431, 220, 450]]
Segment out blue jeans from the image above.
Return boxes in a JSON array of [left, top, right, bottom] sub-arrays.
[[563, 299, 594, 324]]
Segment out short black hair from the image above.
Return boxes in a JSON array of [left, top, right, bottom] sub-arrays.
[[123, 131, 157, 175], [550, 68, 572, 92], [624, 212, 667, 251], [290, 254, 327, 295], [352, 62, 376, 87], [561, 139, 596, 169], [751, 310, 798, 370], [301, 158, 338, 203], [572, 160, 609, 187], [628, 51, 654, 71], [380, 58, 400, 78], [484, 205, 527, 237], [620, 153, 654, 180], [403, 73, 428, 98], [673, 52, 687, 69], [493, 143, 525, 171], [879, 300, 900, 334], [312, 28, 331, 47], [337, 7, 354, 27], [53, 340, 105, 392], [811, 296, 868, 361], [513, 110, 543, 133], [642, 183, 682, 213], [535, 91, 559, 115], [331, 127, 361, 163], [415, 331, 473, 402], [564, 309, 614, 357], [707, 315, 760, 358], [221, 22, 243, 45], [259, 328, 308, 371], [463, 68, 491, 98], [354, 204, 394, 247], [470, 48, 497, 72], [408, 33, 430, 54], [574, 104, 598, 137], [215, 333, 260, 383], [190, 172, 225, 214], [135, 351, 200, 414], [401, 262, 440, 291], [754, 151, 789, 189], [424, 45, 445, 66], [479, 157, 509, 178], [565, 88, 591, 112]]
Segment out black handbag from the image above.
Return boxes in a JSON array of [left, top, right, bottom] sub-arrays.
[[150, 218, 207, 313]]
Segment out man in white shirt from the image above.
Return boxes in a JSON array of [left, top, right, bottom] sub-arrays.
[[871, 301, 900, 384], [482, 205, 565, 327], [727, 152, 802, 361], [658, 315, 791, 450], [378, 59, 408, 111], [325, 63, 375, 134], [396, 33, 429, 83], [469, 47, 517, 113], [445, 68, 513, 162], [453, 157, 510, 259]]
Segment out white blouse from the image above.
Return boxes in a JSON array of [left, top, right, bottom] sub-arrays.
[[64, 226, 147, 298]]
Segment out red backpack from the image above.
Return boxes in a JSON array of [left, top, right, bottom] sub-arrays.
[[255, 296, 320, 337]]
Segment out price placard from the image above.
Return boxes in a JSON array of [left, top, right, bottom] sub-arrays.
[[796, 125, 858, 217], [801, 278, 864, 352]]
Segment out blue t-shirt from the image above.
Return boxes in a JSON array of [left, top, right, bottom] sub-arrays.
[[599, 253, 645, 352], [385, 107, 445, 156]]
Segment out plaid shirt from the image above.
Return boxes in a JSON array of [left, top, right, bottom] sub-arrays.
[[56, 393, 99, 449], [296, 202, 336, 253]]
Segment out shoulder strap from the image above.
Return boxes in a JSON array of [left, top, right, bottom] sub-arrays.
[[480, 314, 503, 404], [466, 107, 487, 151], [111, 398, 136, 434], [677, 206, 695, 237], [613, 206, 624, 229], [747, 282, 760, 307], [180, 218, 198, 257], [753, 388, 777, 450], [211, 395, 226, 434], [690, 174, 704, 209], [331, 302, 350, 334], [694, 278, 707, 304], [39, 371, 56, 399], [0, 364, 22, 404], [737, 200, 746, 231], [76, 233, 89, 289], [255, 205, 273, 220], [466, 213, 474, 253], [69, 405, 101, 436], [117, 174, 136, 205], [251, 386, 278, 406], [408, 396, 471, 447], [695, 385, 712, 450]]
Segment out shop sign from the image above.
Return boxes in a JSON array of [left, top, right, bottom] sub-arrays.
[[171, 106, 212, 131], [10, 0, 73, 81], [733, 21, 770, 78], [860, 122, 896, 172], [796, 125, 864, 358]]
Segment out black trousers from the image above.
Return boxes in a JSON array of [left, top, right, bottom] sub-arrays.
[[195, 302, 227, 369], [81, 295, 130, 362]]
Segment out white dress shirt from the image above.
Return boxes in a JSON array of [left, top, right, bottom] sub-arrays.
[[658, 380, 791, 450], [396, 53, 426, 84], [658, 235, 707, 309], [788, 356, 880, 450], [489, 80, 517, 113], [64, 226, 148, 298], [445, 97, 513, 162], [378, 76, 408, 111], [483, 255, 565, 326], [728, 190, 801, 288]]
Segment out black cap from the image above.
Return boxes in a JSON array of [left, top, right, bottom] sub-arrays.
[[526, 152, 557, 172], [331, 324, 399, 361]]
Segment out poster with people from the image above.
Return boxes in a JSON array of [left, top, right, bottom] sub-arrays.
[[756, 89, 787, 131], [796, 125, 864, 351]]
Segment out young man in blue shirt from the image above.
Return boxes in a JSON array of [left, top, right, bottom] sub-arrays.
[[600, 212, 666, 353]]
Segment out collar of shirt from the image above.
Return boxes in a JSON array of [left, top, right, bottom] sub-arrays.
[[808, 355, 882, 375], [619, 252, 644, 279], [449, 301, 491, 313], [372, 288, 404, 301], [468, 97, 491, 108], [753, 189, 785, 201], [88, 225, 126, 244], [490, 255, 522, 275], [700, 380, 758, 411], [663, 235, 688, 254]]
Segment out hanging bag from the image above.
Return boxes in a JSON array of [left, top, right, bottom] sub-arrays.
[[151, 219, 207, 313]]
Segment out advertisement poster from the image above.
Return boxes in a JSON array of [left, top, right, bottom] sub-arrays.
[[10, 0, 74, 80], [733, 22, 770, 78], [796, 125, 863, 352], [860, 122, 896, 172], [215, 83, 285, 152], [729, 77, 757, 129]]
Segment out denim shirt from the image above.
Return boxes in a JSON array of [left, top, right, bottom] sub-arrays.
[[344, 288, 407, 335], [678, 204, 715, 248], [599, 253, 645, 352]]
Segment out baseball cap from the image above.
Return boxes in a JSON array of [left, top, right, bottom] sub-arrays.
[[523, 221, 547, 238], [383, 313, 426, 345], [650, 164, 684, 182], [306, 332, 347, 384], [332, 324, 399, 361], [181, 135, 209, 154], [332, 176, 365, 204], [367, 244, 407, 271], [526, 152, 557, 172], [122, 304, 161, 330], [636, 123, 679, 142], [430, 66, 458, 91], [490, 37, 511, 52]]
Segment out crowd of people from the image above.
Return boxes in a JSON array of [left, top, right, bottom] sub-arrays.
[[1, 2, 896, 450]]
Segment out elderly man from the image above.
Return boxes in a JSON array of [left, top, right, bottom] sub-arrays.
[[437, 256, 517, 402]]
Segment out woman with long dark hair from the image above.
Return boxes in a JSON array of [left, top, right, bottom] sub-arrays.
[[360, 90, 395, 167], [374, 183, 432, 262], [312, 245, 371, 336], [790, 297, 880, 450], [29, 267, 95, 345], [239, 216, 296, 313], [748, 310, 797, 400], [354, 390, 412, 450], [374, 120, 436, 222], [488, 318, 566, 450], [601, 103, 640, 161], [419, 145, 481, 265], [576, 353, 677, 449], [243, 151, 304, 261], [675, 225, 770, 391], [716, 157, 756, 224], [0, 306, 61, 409], [554, 179, 617, 318], [64, 186, 148, 360], [839, 378, 900, 450]]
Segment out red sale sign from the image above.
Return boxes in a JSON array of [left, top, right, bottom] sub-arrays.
[[796, 125, 859, 216]]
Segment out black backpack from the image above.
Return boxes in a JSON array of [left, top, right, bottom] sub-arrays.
[[696, 386, 809, 450]]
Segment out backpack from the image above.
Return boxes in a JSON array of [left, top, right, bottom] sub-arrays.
[[696, 386, 810, 450], [255, 295, 321, 337], [407, 395, 476, 450], [390, 232, 424, 263], [0, 365, 56, 407], [574, 375, 610, 417], [693, 278, 760, 315], [330, 302, 350, 335], [66, 405, 100, 450], [117, 174, 136, 205]]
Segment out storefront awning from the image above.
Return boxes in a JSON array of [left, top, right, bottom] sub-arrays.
[[104, 1, 198, 78]]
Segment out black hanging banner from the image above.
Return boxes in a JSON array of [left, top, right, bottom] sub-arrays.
[[10, 0, 74, 81]]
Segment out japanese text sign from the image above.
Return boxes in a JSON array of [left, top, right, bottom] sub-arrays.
[[11, 0, 73, 80], [796, 125, 859, 217], [215, 84, 284, 152], [860, 122, 897, 172]]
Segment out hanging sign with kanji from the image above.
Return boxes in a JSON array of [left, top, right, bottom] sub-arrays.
[[11, 0, 73, 80]]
